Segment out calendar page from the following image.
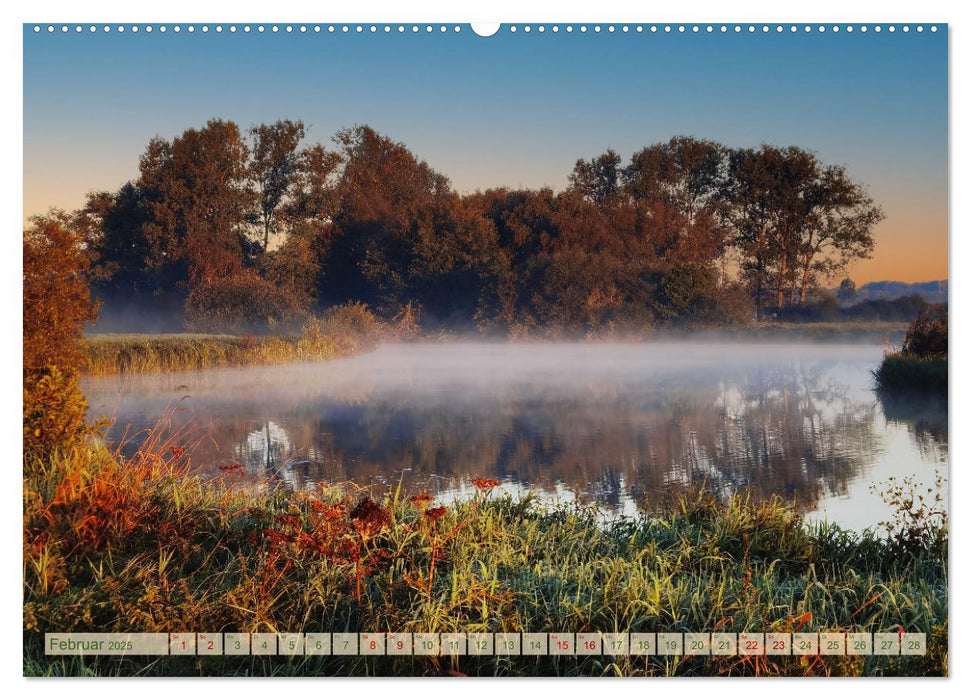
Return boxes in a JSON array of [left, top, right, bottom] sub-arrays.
[[21, 11, 948, 679]]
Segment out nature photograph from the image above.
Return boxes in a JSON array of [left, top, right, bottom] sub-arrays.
[[21, 21, 948, 677]]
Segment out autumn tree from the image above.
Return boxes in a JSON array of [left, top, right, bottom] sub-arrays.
[[792, 165, 883, 304], [77, 183, 155, 300], [288, 143, 343, 223], [725, 147, 776, 318], [569, 149, 623, 208], [53, 118, 884, 335], [465, 187, 559, 333], [23, 213, 99, 456], [623, 136, 729, 265], [260, 222, 324, 310], [838, 278, 857, 305], [726, 145, 882, 316], [323, 125, 454, 314], [137, 119, 253, 287], [248, 119, 306, 250]]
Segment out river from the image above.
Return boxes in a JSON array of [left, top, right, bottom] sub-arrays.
[[82, 341, 947, 532]]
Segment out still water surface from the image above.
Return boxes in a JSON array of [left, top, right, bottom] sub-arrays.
[[82, 342, 947, 532]]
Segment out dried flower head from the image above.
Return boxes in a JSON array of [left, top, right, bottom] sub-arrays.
[[409, 492, 433, 507], [349, 496, 391, 537], [471, 477, 501, 493], [424, 506, 447, 522]]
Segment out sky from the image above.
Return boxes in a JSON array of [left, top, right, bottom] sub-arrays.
[[23, 24, 948, 284]]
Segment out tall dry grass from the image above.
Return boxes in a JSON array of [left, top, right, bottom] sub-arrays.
[[24, 415, 947, 677]]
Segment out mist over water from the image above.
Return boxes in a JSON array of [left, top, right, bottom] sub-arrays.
[[82, 341, 947, 532]]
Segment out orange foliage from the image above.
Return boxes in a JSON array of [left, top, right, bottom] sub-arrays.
[[23, 212, 100, 456]]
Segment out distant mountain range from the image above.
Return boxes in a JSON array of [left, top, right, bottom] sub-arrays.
[[845, 280, 948, 304]]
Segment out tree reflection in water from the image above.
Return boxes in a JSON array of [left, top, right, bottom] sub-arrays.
[[83, 343, 931, 523]]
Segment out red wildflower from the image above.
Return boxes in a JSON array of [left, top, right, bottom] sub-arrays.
[[424, 506, 447, 522], [219, 462, 245, 473], [262, 528, 295, 550], [471, 478, 501, 493], [349, 497, 391, 537], [274, 514, 302, 530], [170, 446, 185, 459], [409, 492, 433, 507]]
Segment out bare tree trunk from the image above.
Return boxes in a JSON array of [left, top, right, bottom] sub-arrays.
[[798, 252, 814, 305], [776, 254, 787, 310]]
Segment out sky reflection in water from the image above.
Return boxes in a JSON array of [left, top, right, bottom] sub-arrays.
[[83, 342, 947, 533]]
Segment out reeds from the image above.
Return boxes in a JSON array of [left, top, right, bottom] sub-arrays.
[[23, 428, 947, 677], [873, 352, 947, 393], [85, 332, 362, 375]]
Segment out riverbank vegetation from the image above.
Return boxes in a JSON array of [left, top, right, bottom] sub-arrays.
[[84, 302, 391, 375], [874, 305, 947, 393], [23, 429, 947, 677], [84, 318, 908, 375]]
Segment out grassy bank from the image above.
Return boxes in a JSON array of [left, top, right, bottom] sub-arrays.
[[84, 302, 387, 375], [24, 431, 947, 677], [85, 320, 909, 377], [873, 352, 948, 393], [872, 305, 947, 393], [723, 321, 907, 344], [84, 333, 362, 375]]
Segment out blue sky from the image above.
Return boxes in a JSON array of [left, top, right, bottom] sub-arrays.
[[23, 24, 947, 282]]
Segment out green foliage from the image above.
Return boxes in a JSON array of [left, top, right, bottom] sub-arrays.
[[873, 305, 947, 392], [873, 353, 947, 393], [652, 263, 721, 325]]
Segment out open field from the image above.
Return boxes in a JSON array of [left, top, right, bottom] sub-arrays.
[[23, 426, 947, 677]]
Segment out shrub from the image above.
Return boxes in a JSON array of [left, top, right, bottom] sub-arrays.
[[316, 301, 385, 341], [23, 368, 91, 456], [873, 305, 947, 393], [652, 263, 721, 326], [902, 303, 947, 359], [184, 271, 306, 334], [389, 300, 421, 341], [873, 353, 947, 393], [23, 213, 99, 458]]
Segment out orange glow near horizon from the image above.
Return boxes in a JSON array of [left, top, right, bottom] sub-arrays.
[[23, 183, 948, 287]]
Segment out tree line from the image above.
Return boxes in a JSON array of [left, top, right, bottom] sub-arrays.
[[56, 118, 884, 335]]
